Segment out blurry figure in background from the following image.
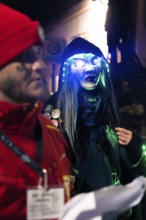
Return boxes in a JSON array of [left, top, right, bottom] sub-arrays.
[[116, 80, 146, 220], [105, 0, 133, 69], [44, 36, 143, 217], [119, 102, 144, 134], [0, 4, 72, 220], [105, 0, 143, 78], [117, 80, 144, 135]]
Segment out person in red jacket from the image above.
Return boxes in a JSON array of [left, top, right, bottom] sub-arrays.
[[0, 3, 72, 220]]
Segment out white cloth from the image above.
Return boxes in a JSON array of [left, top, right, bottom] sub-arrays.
[[60, 176, 146, 220]]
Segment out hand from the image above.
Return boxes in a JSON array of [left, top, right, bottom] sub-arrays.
[[115, 127, 133, 145]]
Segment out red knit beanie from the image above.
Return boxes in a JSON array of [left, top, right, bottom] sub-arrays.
[[0, 3, 45, 68]]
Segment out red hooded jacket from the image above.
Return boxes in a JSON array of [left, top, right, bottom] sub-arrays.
[[0, 101, 71, 220]]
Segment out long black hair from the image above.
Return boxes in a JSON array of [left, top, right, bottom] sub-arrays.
[[56, 37, 121, 151]]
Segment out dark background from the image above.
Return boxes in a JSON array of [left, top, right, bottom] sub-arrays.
[[0, 0, 82, 26]]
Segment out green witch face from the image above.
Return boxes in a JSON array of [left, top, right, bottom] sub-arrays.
[[63, 53, 104, 90]]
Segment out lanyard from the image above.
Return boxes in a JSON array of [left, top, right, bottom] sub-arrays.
[[0, 131, 44, 176]]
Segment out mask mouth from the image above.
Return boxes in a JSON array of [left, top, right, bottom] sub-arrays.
[[81, 71, 100, 90], [83, 73, 97, 82], [83, 70, 99, 82]]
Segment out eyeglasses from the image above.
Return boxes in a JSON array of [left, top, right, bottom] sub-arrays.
[[12, 46, 42, 64]]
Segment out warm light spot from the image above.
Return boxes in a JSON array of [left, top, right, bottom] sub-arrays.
[[86, 0, 109, 56]]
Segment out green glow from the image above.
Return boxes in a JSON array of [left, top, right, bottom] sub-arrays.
[[142, 144, 146, 150], [112, 170, 120, 185], [106, 126, 121, 185], [106, 126, 118, 147], [106, 63, 110, 73], [141, 143, 146, 167], [100, 72, 106, 88], [69, 53, 97, 60], [142, 144, 146, 157]]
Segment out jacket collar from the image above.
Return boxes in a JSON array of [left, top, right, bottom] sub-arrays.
[[0, 101, 43, 137]]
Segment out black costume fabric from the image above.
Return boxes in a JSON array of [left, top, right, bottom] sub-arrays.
[[44, 38, 143, 199]]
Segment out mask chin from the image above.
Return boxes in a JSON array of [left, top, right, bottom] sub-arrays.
[[80, 80, 97, 90], [80, 75, 100, 90]]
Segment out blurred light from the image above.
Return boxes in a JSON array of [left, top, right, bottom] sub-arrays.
[[100, 0, 109, 4], [87, 0, 108, 56]]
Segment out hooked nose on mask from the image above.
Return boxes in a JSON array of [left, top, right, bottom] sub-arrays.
[[85, 63, 94, 72]]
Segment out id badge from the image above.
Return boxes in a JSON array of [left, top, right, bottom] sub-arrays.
[[27, 169, 64, 220]]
